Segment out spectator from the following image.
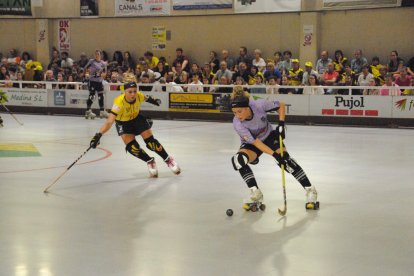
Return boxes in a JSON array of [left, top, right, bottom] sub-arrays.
[[212, 76, 233, 94], [357, 64, 374, 87], [395, 67, 412, 87], [402, 77, 414, 95], [201, 63, 214, 84], [20, 51, 32, 69], [122, 51, 136, 71], [340, 65, 357, 86], [154, 61, 169, 79], [375, 65, 387, 86], [232, 62, 249, 83], [12, 71, 24, 88], [363, 78, 379, 95], [151, 72, 165, 92], [213, 61, 232, 84], [7, 48, 21, 65], [280, 50, 293, 74], [166, 73, 184, 92], [406, 56, 414, 76], [109, 71, 121, 91], [272, 51, 284, 72], [235, 46, 252, 70], [144, 51, 159, 70], [303, 74, 324, 95], [252, 49, 266, 72], [350, 49, 368, 75], [187, 73, 203, 93], [55, 72, 66, 89], [333, 50, 348, 75], [263, 61, 281, 84], [173, 62, 189, 86], [249, 74, 266, 94], [380, 74, 401, 96], [387, 50, 404, 75], [315, 50, 332, 75], [189, 62, 201, 78], [369, 56, 383, 78], [302, 61, 318, 85], [209, 51, 220, 73], [66, 74, 78, 90], [279, 75, 294, 94], [287, 59, 304, 94], [139, 73, 152, 92], [111, 50, 123, 67], [158, 56, 170, 72], [247, 66, 263, 85], [321, 63, 339, 94], [266, 76, 279, 94], [337, 74, 355, 95], [140, 61, 154, 80], [172, 48, 190, 73], [60, 51, 74, 69], [8, 66, 17, 80], [220, 49, 235, 71], [48, 48, 61, 71], [77, 52, 89, 68], [44, 69, 56, 81]]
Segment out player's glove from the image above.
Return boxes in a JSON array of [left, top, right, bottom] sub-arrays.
[[146, 96, 161, 106], [275, 121, 286, 139], [90, 133, 102, 149], [272, 151, 287, 167]]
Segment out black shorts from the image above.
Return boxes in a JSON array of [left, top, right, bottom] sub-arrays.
[[115, 114, 152, 136], [239, 130, 284, 163], [88, 80, 104, 94]]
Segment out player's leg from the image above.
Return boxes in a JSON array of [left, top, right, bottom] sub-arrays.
[[231, 147, 263, 205], [85, 81, 96, 119], [96, 82, 108, 118], [139, 117, 180, 174]]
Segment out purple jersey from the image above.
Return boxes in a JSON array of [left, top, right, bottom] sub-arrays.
[[85, 59, 106, 82], [233, 99, 280, 144]]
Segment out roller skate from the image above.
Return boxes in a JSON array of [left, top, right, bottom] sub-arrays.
[[99, 110, 109, 119], [305, 186, 319, 210], [147, 158, 158, 178], [165, 155, 181, 175], [85, 110, 96, 120], [243, 187, 266, 212]]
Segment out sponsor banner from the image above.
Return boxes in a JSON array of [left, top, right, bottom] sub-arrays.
[[172, 0, 232, 10], [0, 0, 32, 16], [2, 88, 48, 107], [115, 0, 170, 16], [392, 97, 414, 118], [234, 0, 301, 13], [81, 0, 99, 16], [152, 26, 166, 50], [309, 95, 392, 118], [323, 0, 399, 9], [54, 90, 66, 106], [107, 90, 169, 111], [169, 93, 231, 113], [252, 94, 310, 116], [58, 20, 70, 52]]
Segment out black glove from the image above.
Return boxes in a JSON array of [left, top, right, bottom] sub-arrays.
[[275, 121, 286, 140], [272, 151, 287, 166], [146, 96, 161, 106], [90, 133, 102, 149]]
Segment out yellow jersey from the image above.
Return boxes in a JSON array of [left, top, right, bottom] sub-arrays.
[[111, 93, 145, 122]]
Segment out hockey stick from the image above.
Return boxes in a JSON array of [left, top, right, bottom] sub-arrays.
[[278, 134, 287, 216], [43, 146, 92, 193], [0, 102, 24, 126]]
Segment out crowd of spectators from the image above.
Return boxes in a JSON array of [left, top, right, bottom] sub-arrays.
[[1, 46, 414, 95]]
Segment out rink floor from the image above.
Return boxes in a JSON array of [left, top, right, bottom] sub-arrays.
[[0, 113, 413, 276]]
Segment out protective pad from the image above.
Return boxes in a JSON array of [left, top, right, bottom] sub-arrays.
[[144, 136, 162, 152], [125, 140, 151, 162], [232, 152, 249, 170]]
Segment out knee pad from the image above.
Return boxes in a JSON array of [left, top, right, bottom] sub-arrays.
[[277, 152, 299, 174], [232, 152, 249, 170], [88, 92, 95, 101], [126, 140, 144, 157], [144, 136, 162, 152]]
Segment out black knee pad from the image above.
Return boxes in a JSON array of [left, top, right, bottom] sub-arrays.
[[144, 136, 162, 152], [231, 152, 249, 170], [276, 152, 299, 174], [88, 92, 95, 101], [126, 140, 144, 157]]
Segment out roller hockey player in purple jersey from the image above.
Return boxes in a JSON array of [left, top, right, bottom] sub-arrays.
[[230, 86, 319, 211], [84, 49, 108, 119]]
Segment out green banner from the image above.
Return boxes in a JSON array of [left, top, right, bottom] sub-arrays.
[[0, 0, 32, 15]]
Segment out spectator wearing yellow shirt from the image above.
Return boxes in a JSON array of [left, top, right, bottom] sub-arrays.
[[144, 51, 159, 70]]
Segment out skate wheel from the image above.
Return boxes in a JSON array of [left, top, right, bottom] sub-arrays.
[[306, 203, 314, 210], [250, 204, 258, 212], [259, 204, 266, 211], [226, 209, 233, 217], [242, 204, 250, 211], [314, 202, 320, 210]]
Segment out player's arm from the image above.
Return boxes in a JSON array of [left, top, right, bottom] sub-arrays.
[[252, 139, 274, 156], [144, 95, 161, 106], [90, 113, 116, 148]]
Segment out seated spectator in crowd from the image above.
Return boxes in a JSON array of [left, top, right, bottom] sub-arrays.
[[201, 62, 215, 84], [0, 74, 12, 87], [173, 62, 189, 86], [187, 73, 203, 93], [288, 59, 304, 94], [266, 76, 279, 94], [44, 69, 56, 82], [321, 62, 339, 94], [280, 50, 293, 74], [220, 49, 235, 71], [357, 64, 374, 87], [12, 71, 24, 88], [249, 74, 266, 94], [166, 72, 184, 92], [7, 48, 21, 65], [60, 51, 74, 69], [189, 63, 201, 78], [48, 48, 61, 70], [54, 72, 66, 89], [273, 51, 284, 72], [20, 51, 32, 69], [65, 74, 78, 90], [363, 78, 379, 95], [8, 66, 17, 80], [350, 49, 368, 75], [340, 65, 357, 86], [236, 46, 252, 70], [109, 71, 121, 90], [303, 74, 324, 95], [333, 50, 348, 75], [151, 72, 166, 92], [172, 48, 190, 73], [395, 67, 412, 87], [407, 56, 414, 76], [213, 61, 232, 84], [140, 61, 154, 80], [337, 74, 355, 95], [122, 51, 136, 71], [402, 77, 414, 95], [315, 50, 332, 75], [154, 61, 169, 79], [263, 61, 281, 84], [232, 62, 249, 84], [252, 49, 266, 73], [111, 50, 123, 67], [375, 65, 387, 86], [139, 73, 152, 92], [279, 75, 294, 94], [209, 51, 220, 73], [380, 74, 401, 96], [77, 52, 89, 68], [247, 66, 262, 85], [144, 51, 159, 70], [302, 61, 318, 85], [387, 50, 404, 75], [211, 76, 233, 94], [369, 56, 383, 78], [158, 56, 170, 72]]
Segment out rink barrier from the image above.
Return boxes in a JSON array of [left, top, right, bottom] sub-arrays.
[[0, 82, 413, 127]]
